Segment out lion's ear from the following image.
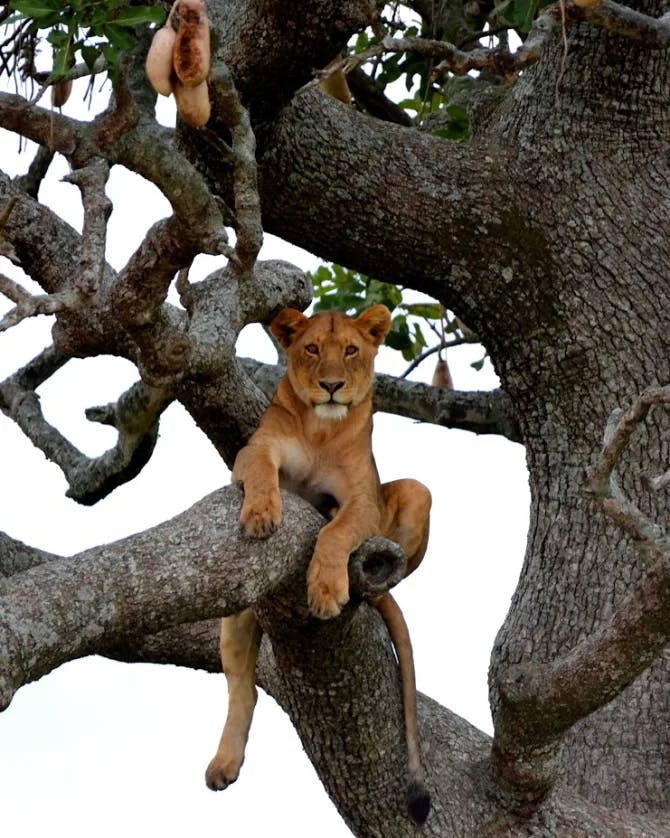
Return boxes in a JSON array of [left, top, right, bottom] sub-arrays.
[[356, 305, 392, 347], [271, 308, 309, 348]]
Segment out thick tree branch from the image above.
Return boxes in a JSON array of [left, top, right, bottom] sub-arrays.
[[0, 486, 405, 709], [247, 88, 540, 346], [172, 260, 312, 465], [204, 0, 379, 122], [0, 92, 82, 156], [573, 0, 670, 47]]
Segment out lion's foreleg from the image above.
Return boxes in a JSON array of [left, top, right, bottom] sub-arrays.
[[307, 497, 381, 619], [205, 609, 262, 790], [233, 442, 282, 538]]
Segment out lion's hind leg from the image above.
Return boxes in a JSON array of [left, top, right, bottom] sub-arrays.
[[205, 609, 262, 790], [381, 478, 431, 576]]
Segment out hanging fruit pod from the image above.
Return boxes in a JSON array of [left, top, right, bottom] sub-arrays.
[[173, 79, 211, 127], [146, 24, 178, 97], [173, 0, 211, 88], [431, 357, 453, 389]]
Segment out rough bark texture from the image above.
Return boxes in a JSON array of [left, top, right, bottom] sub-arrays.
[[2, 0, 670, 834]]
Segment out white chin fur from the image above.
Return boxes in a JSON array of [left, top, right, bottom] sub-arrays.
[[314, 403, 348, 421]]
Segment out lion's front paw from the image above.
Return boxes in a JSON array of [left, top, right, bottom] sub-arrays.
[[205, 754, 241, 791], [307, 558, 349, 619], [240, 491, 281, 538]]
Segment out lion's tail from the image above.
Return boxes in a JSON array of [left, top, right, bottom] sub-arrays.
[[374, 592, 431, 826]]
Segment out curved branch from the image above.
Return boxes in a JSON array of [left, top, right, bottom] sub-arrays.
[[14, 145, 54, 198], [0, 347, 171, 504], [572, 0, 670, 47], [209, 62, 262, 275], [0, 91, 82, 156]]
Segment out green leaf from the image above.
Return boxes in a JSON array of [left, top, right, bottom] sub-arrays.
[[102, 22, 136, 50], [101, 41, 121, 79], [496, 0, 552, 32], [80, 44, 100, 72], [364, 278, 402, 312], [403, 303, 443, 320], [47, 26, 69, 47], [471, 357, 486, 371], [354, 31, 369, 53], [111, 5, 166, 27], [9, 0, 60, 21], [446, 103, 468, 122]]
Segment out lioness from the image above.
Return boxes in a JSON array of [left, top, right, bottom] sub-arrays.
[[206, 305, 432, 825]]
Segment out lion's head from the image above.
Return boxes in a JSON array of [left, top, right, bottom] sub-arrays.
[[270, 305, 392, 420]]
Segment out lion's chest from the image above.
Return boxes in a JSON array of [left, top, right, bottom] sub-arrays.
[[278, 438, 342, 513]]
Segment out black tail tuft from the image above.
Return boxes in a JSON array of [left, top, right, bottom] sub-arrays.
[[407, 780, 431, 826]]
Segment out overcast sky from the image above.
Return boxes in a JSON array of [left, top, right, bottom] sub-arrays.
[[0, 75, 530, 836]]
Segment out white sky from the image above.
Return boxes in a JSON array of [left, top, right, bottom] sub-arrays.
[[0, 74, 529, 837]]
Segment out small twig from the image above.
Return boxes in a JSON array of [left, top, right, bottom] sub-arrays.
[[0, 274, 76, 332], [400, 334, 477, 379], [588, 386, 670, 546]]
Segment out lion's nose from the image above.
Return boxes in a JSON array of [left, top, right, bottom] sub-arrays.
[[319, 380, 345, 395]]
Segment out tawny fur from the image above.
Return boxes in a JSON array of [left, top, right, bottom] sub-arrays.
[[206, 306, 432, 823]]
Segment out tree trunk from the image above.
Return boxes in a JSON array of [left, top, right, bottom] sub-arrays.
[[481, 15, 670, 815], [229, 7, 670, 827], [2, 0, 670, 832]]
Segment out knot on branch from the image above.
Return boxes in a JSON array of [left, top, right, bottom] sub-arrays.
[[348, 536, 407, 599]]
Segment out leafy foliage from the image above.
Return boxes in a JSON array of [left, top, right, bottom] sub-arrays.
[[7, 0, 165, 82], [309, 263, 446, 363], [495, 0, 554, 32], [347, 0, 553, 136]]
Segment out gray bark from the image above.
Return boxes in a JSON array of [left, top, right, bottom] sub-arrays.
[[1, 0, 670, 833]]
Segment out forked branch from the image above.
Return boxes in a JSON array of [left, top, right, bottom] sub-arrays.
[[493, 385, 670, 803], [314, 0, 670, 95]]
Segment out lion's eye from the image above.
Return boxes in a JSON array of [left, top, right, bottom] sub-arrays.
[[305, 343, 319, 356], [345, 345, 358, 357]]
